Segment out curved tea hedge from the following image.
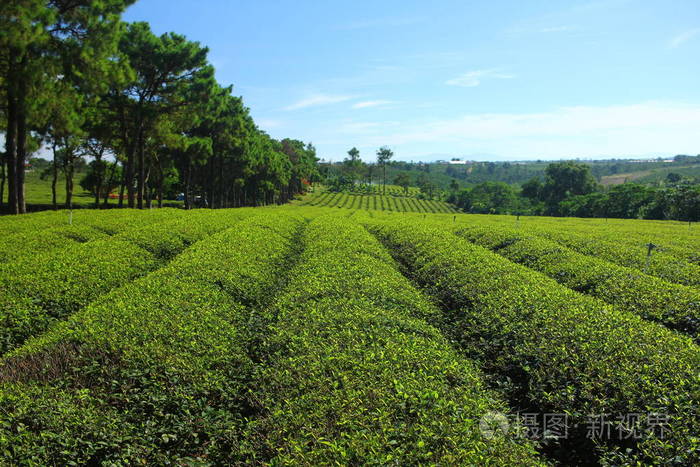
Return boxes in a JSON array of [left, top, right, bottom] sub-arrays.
[[0, 213, 303, 465], [368, 219, 700, 465], [0, 208, 190, 264], [455, 224, 700, 340], [299, 189, 458, 214], [0, 209, 249, 354], [244, 215, 543, 465], [528, 226, 700, 288]]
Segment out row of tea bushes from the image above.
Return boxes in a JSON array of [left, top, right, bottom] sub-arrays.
[[0, 213, 303, 464], [454, 224, 700, 340], [0, 208, 186, 236], [522, 225, 700, 288], [517, 216, 700, 263], [0, 208, 189, 263], [244, 215, 544, 465], [368, 219, 700, 465], [0, 209, 251, 354]]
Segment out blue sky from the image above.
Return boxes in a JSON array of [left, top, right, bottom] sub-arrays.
[[124, 0, 700, 162]]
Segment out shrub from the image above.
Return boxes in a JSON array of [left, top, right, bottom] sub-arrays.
[[455, 224, 700, 339], [244, 215, 544, 465], [368, 219, 700, 465], [0, 209, 251, 353], [0, 213, 303, 464]]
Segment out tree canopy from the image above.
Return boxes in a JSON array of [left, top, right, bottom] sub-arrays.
[[1, 4, 319, 213]]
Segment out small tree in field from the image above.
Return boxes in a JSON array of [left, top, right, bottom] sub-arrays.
[[376, 146, 393, 194]]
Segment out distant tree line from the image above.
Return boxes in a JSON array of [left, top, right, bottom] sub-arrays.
[[449, 161, 700, 222], [1, 1, 318, 214], [322, 147, 448, 200]]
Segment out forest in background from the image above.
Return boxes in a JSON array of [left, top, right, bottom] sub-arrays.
[[1, 1, 319, 215], [321, 149, 700, 221]]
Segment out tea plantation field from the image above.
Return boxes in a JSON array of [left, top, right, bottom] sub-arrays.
[[297, 185, 458, 213], [0, 206, 698, 465]]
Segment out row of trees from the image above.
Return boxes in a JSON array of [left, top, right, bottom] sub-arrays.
[[1, 1, 318, 214], [449, 162, 700, 221], [324, 146, 394, 193]]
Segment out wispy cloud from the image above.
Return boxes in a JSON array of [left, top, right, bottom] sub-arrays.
[[540, 25, 574, 33], [359, 101, 700, 158], [352, 100, 395, 109], [283, 94, 355, 111], [669, 28, 700, 48], [338, 16, 424, 31], [339, 121, 400, 134], [445, 69, 515, 87]]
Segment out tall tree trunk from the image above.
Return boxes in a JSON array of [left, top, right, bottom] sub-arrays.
[[144, 164, 151, 209], [137, 128, 145, 209], [155, 159, 164, 208], [125, 133, 136, 208], [382, 164, 386, 194], [218, 157, 224, 208], [51, 143, 58, 210], [0, 155, 5, 209], [184, 161, 191, 210], [104, 162, 118, 207], [5, 50, 19, 214], [65, 156, 74, 210], [16, 66, 28, 214], [93, 150, 104, 208]]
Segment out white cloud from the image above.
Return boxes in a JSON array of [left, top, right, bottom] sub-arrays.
[[352, 100, 394, 109], [354, 101, 700, 159], [338, 16, 423, 31], [446, 69, 515, 87], [669, 28, 700, 48], [540, 25, 573, 33], [283, 94, 355, 111]]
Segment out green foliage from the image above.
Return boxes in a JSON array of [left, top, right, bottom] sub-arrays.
[[244, 215, 543, 464], [0, 211, 302, 464], [450, 181, 519, 214], [1, 206, 699, 464], [0, 209, 249, 353], [300, 188, 457, 213], [455, 224, 700, 339], [368, 218, 700, 465]]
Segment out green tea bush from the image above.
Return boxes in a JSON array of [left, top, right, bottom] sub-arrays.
[[0, 225, 108, 263], [368, 219, 700, 465], [456, 225, 700, 339], [244, 215, 544, 465], [530, 226, 700, 288], [0, 213, 303, 464], [0, 208, 190, 263], [0, 210, 249, 353]]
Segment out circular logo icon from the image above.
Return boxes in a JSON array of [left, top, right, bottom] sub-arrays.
[[479, 411, 510, 439]]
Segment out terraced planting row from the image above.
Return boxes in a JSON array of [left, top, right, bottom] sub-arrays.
[[510, 216, 700, 267], [525, 226, 700, 288], [0, 209, 189, 264], [365, 216, 700, 465], [452, 223, 700, 339], [246, 216, 542, 464], [301, 190, 457, 213], [1, 206, 698, 464], [0, 212, 303, 464], [421, 212, 700, 288], [0, 209, 252, 354]]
